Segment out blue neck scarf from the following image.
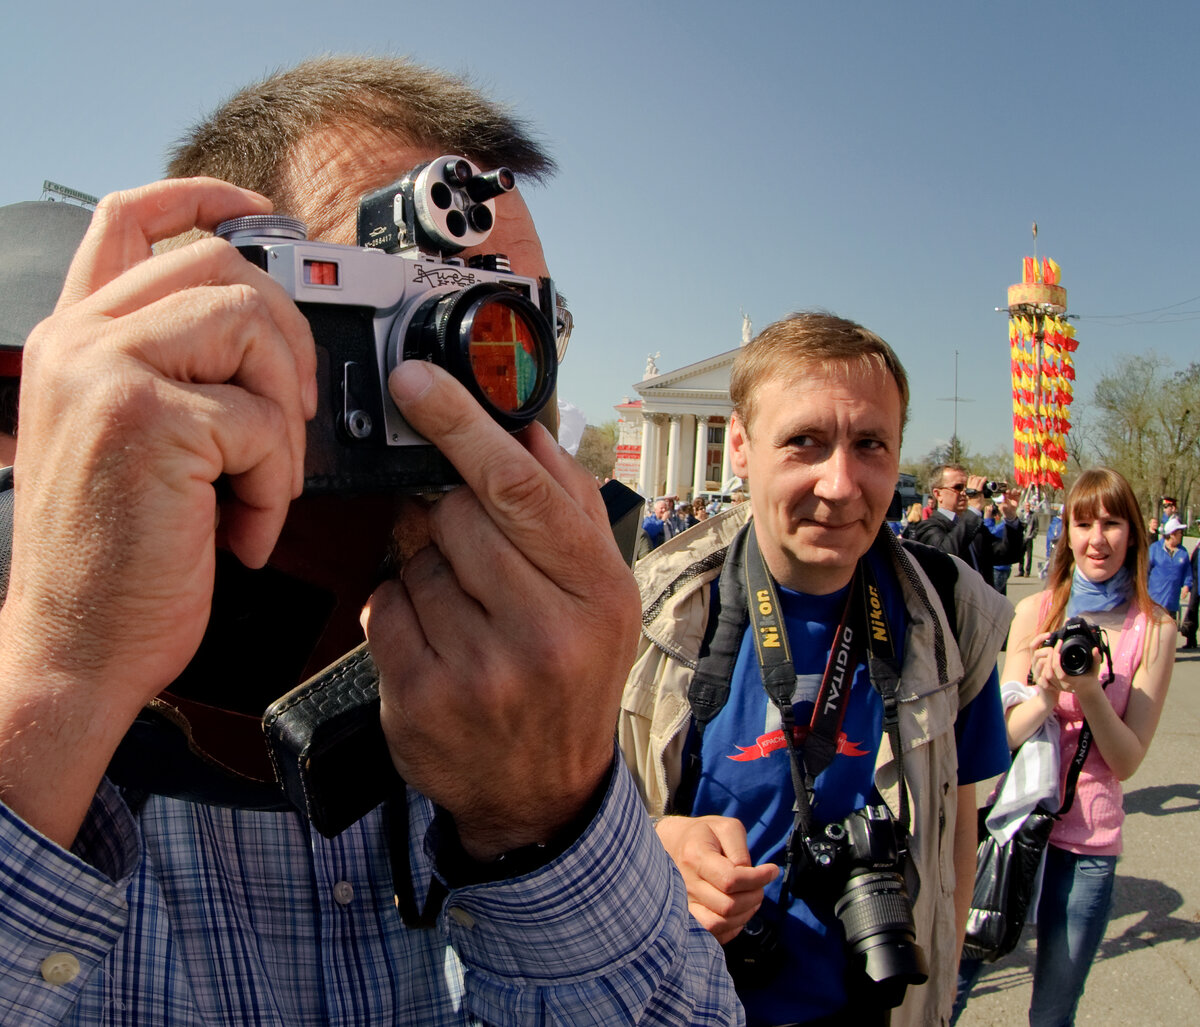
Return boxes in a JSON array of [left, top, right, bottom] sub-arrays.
[[1066, 565, 1132, 617]]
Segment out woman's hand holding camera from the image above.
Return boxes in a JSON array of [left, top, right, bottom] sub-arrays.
[[1032, 633, 1104, 701]]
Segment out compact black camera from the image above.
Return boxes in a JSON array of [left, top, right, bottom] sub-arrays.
[[1040, 616, 1108, 677], [724, 803, 927, 1007], [217, 154, 561, 495]]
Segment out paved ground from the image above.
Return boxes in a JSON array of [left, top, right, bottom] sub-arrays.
[[955, 569, 1200, 1026]]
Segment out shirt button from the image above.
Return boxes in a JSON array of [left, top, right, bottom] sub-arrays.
[[40, 952, 81, 985], [332, 880, 355, 906], [448, 907, 476, 929]]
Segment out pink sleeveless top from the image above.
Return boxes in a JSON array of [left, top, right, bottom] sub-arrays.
[[1042, 599, 1147, 855]]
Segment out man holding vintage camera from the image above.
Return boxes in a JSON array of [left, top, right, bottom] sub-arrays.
[[618, 313, 1011, 1026], [907, 464, 1023, 594], [0, 57, 737, 1024]]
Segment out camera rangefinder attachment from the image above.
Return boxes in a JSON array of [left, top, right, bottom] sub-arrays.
[[216, 155, 559, 495]]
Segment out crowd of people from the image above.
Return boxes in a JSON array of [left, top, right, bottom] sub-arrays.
[[0, 50, 1190, 1027]]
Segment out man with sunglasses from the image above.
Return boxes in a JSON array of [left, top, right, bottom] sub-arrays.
[[907, 463, 1023, 593]]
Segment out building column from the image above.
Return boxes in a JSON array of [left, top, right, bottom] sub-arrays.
[[637, 415, 655, 499], [692, 416, 709, 497], [720, 418, 734, 491], [651, 415, 666, 496], [664, 415, 683, 498]]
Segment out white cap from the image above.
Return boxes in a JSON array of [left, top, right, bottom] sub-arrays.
[[1162, 516, 1186, 535]]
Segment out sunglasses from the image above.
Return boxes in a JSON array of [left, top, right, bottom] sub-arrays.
[[938, 482, 966, 492]]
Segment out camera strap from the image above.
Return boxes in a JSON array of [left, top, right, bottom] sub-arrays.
[[741, 532, 911, 882], [1053, 652, 1111, 817], [682, 521, 910, 836]]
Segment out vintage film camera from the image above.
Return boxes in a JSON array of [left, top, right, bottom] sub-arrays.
[[216, 154, 562, 495], [1039, 616, 1111, 677], [724, 803, 927, 1007]]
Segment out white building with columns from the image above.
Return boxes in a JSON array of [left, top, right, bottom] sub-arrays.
[[613, 348, 742, 502]]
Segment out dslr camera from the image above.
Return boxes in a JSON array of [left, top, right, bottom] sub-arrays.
[[217, 154, 562, 494], [724, 803, 928, 1007], [1040, 616, 1109, 677], [798, 803, 929, 1007]]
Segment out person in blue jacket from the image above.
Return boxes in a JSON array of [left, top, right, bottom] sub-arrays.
[[1148, 516, 1193, 616]]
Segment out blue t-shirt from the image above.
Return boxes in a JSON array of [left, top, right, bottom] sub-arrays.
[[690, 545, 1008, 1024], [1148, 539, 1193, 613]]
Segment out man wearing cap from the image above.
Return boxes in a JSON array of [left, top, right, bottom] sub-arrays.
[[1161, 497, 1178, 531], [0, 56, 735, 1025], [1148, 515, 1193, 619]]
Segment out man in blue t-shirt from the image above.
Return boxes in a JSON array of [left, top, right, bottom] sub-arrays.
[[620, 312, 1012, 1026], [1148, 516, 1193, 615]]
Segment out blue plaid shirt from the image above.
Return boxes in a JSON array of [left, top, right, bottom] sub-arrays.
[[0, 754, 740, 1025]]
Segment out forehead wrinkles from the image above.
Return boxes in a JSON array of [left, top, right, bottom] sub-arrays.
[[747, 360, 899, 436], [278, 123, 419, 243], [771, 366, 899, 438]]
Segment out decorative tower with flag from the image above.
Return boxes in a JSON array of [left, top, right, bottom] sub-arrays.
[[1007, 224, 1077, 491]]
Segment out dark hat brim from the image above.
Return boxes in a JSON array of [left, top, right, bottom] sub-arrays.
[[0, 200, 93, 355]]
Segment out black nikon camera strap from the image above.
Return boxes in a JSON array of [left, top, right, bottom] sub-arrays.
[[683, 520, 911, 838]]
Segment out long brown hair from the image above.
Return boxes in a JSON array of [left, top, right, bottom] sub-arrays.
[[1041, 467, 1155, 632]]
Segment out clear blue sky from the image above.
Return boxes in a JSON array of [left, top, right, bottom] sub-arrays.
[[3, 1, 1197, 462]]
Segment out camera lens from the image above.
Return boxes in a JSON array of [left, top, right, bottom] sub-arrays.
[[405, 284, 557, 430], [1059, 637, 1093, 676], [466, 295, 544, 414], [834, 869, 928, 1007], [443, 158, 473, 184]]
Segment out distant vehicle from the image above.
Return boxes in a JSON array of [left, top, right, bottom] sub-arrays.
[[888, 473, 921, 521], [696, 491, 733, 513]]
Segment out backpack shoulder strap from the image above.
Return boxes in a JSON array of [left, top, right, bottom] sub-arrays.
[[899, 538, 958, 638], [0, 467, 13, 605]]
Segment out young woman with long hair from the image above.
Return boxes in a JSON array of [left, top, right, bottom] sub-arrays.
[[956, 467, 1177, 1025]]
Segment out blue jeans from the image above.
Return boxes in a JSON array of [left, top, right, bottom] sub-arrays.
[[1029, 846, 1117, 1025], [951, 846, 1116, 1026]]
